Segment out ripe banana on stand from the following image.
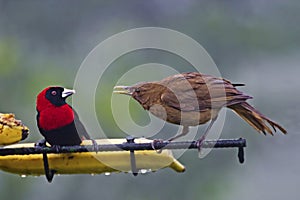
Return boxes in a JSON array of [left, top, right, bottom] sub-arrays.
[[0, 113, 29, 145]]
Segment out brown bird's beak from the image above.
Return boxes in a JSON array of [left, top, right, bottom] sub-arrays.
[[113, 86, 134, 96]]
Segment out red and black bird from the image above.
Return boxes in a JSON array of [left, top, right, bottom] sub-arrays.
[[36, 86, 92, 146]]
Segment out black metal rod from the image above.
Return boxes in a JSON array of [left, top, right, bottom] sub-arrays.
[[126, 136, 138, 176], [0, 138, 246, 156], [42, 152, 56, 183]]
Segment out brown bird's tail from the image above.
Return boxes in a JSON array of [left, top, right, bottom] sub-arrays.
[[228, 102, 287, 135]]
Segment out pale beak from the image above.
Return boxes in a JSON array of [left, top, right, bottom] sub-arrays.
[[113, 86, 134, 95], [62, 88, 76, 98]]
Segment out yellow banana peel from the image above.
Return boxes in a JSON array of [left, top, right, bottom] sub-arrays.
[[0, 138, 185, 176], [0, 113, 29, 145]]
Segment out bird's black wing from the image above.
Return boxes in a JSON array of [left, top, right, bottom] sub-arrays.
[[72, 108, 91, 140], [36, 111, 46, 137]]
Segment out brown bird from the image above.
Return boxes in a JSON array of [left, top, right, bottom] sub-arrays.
[[113, 72, 286, 147]]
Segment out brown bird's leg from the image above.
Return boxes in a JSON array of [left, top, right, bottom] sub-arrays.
[[152, 126, 190, 153], [197, 117, 218, 152], [168, 126, 190, 141]]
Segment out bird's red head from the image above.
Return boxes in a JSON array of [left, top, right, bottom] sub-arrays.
[[36, 86, 75, 112]]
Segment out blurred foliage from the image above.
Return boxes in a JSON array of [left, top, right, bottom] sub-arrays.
[[0, 40, 19, 76], [0, 1, 298, 200]]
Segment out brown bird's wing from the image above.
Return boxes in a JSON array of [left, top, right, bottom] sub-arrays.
[[160, 72, 251, 112]]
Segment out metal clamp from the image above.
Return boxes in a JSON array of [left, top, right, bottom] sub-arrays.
[[126, 136, 138, 176], [35, 139, 56, 182]]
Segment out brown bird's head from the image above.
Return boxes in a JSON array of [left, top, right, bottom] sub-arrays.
[[113, 82, 166, 110]]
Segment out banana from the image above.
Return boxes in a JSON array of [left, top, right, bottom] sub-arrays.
[[0, 138, 185, 176], [0, 113, 29, 145]]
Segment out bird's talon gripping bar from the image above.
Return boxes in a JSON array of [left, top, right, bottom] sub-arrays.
[[150, 139, 165, 153]]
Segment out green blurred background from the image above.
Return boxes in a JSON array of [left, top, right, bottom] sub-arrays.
[[0, 1, 298, 199]]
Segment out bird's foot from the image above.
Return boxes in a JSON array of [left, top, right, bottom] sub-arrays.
[[151, 139, 165, 154], [51, 145, 62, 153], [35, 139, 47, 148], [91, 139, 99, 153], [196, 135, 206, 156]]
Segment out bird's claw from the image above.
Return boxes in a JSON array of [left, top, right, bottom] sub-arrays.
[[91, 139, 99, 153], [51, 145, 62, 153], [196, 136, 206, 155], [151, 139, 165, 154], [35, 139, 47, 149]]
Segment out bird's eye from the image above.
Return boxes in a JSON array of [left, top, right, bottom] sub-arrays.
[[51, 91, 57, 96], [135, 88, 140, 93]]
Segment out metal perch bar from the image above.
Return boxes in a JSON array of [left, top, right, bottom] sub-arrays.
[[0, 138, 246, 155], [0, 138, 246, 182]]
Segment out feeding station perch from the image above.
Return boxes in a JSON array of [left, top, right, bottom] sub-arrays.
[[0, 137, 246, 182]]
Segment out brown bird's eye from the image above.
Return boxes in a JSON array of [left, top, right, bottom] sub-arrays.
[[51, 91, 57, 96], [135, 88, 140, 93]]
